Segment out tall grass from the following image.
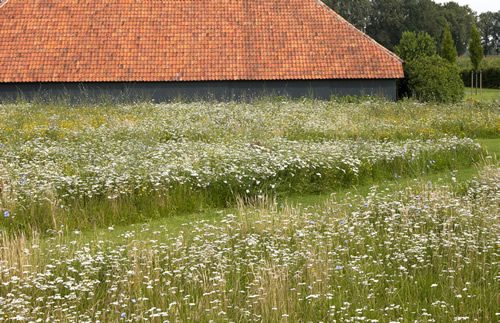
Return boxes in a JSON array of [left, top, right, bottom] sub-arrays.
[[0, 164, 497, 321], [1, 100, 496, 236], [0, 98, 498, 321]]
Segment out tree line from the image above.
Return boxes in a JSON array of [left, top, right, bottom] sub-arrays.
[[323, 0, 500, 56]]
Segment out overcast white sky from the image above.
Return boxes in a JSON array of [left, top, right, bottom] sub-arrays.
[[433, 0, 500, 14]]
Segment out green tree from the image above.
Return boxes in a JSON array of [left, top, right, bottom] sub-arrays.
[[469, 23, 484, 70], [394, 31, 437, 63], [322, 0, 371, 31], [440, 2, 475, 56], [366, 0, 405, 50], [441, 23, 457, 63], [406, 56, 464, 103], [403, 0, 446, 45], [478, 11, 500, 55], [394, 31, 437, 98]]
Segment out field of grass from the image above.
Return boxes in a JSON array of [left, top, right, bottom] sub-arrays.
[[465, 87, 500, 101], [0, 98, 499, 321]]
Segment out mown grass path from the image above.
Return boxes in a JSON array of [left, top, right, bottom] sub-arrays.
[[465, 87, 500, 101]]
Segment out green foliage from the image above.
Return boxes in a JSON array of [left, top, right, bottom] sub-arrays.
[[406, 55, 464, 103], [365, 0, 405, 50], [460, 67, 500, 89], [322, 0, 477, 55], [478, 11, 500, 55], [469, 23, 484, 70], [395, 31, 437, 63], [321, 0, 371, 31], [441, 23, 457, 63], [404, 0, 446, 45], [441, 2, 475, 55], [395, 31, 436, 98], [457, 55, 500, 70]]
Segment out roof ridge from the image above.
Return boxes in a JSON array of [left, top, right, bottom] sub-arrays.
[[315, 0, 403, 64], [0, 0, 9, 9]]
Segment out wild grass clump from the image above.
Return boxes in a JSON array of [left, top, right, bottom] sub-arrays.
[[0, 165, 498, 321]]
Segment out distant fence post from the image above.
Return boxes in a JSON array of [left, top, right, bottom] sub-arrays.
[[475, 71, 479, 95], [480, 70, 482, 96], [471, 71, 473, 96]]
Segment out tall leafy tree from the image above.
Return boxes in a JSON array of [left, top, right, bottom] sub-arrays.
[[478, 11, 500, 55], [366, 0, 405, 50], [441, 23, 457, 63], [440, 2, 475, 56], [394, 31, 437, 98], [323, 0, 477, 54], [322, 0, 371, 31], [469, 23, 484, 71], [402, 0, 446, 45]]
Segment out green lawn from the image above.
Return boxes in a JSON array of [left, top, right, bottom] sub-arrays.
[[465, 87, 500, 101]]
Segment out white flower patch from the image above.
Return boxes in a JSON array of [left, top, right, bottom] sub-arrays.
[[0, 134, 480, 206]]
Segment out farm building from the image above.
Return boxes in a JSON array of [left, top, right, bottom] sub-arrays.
[[0, 0, 404, 101]]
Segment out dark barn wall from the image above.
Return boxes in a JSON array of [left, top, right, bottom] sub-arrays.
[[0, 79, 398, 102]]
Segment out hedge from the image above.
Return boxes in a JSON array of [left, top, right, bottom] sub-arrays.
[[460, 67, 500, 89]]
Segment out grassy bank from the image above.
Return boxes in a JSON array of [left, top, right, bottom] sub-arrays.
[[457, 55, 500, 70]]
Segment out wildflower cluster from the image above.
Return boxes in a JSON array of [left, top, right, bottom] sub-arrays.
[[0, 135, 480, 203]]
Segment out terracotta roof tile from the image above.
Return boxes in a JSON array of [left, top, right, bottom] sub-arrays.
[[0, 0, 403, 83]]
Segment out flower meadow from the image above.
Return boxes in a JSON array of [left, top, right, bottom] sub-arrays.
[[0, 165, 498, 322], [0, 98, 499, 321], [1, 99, 497, 235]]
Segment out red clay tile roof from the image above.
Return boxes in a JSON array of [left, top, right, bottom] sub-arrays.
[[0, 0, 403, 83]]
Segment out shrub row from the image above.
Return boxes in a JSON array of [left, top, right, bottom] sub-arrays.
[[460, 67, 500, 89]]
